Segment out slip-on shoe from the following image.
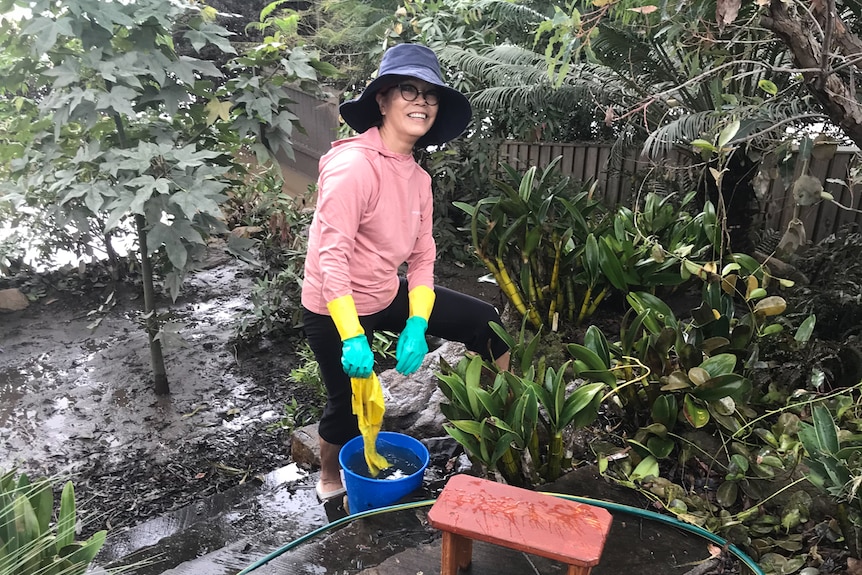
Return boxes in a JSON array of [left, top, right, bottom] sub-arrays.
[[315, 480, 346, 502]]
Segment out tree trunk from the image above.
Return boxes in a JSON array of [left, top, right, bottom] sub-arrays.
[[113, 112, 169, 395], [136, 214, 169, 395], [761, 0, 862, 148], [103, 231, 120, 281]]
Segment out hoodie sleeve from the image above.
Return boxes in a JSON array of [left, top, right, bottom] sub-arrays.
[[315, 148, 374, 303], [406, 173, 436, 292]]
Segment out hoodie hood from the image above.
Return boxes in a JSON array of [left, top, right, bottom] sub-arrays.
[[319, 127, 414, 174]]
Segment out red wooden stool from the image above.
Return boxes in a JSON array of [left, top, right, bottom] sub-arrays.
[[427, 474, 612, 575]]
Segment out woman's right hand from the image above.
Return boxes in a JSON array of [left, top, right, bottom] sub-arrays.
[[341, 334, 374, 378]]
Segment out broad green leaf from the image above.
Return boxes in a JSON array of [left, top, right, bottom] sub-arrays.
[[730, 453, 750, 473], [22, 15, 74, 54], [437, 373, 470, 411], [683, 394, 710, 428], [520, 329, 542, 373], [464, 355, 483, 417], [68, 529, 107, 565], [184, 23, 236, 54], [566, 343, 609, 370], [282, 50, 318, 80], [444, 425, 482, 462], [598, 236, 628, 291], [96, 85, 139, 117], [716, 481, 738, 507], [490, 433, 516, 466], [584, 233, 600, 282], [690, 139, 716, 152], [170, 190, 223, 220], [475, 386, 503, 416], [486, 416, 515, 434], [812, 404, 839, 454], [449, 419, 483, 436], [646, 436, 675, 459], [629, 455, 659, 481], [690, 374, 751, 401], [651, 394, 678, 429], [699, 353, 737, 378], [57, 481, 76, 550], [794, 314, 816, 343], [583, 325, 610, 368], [717, 119, 740, 148], [169, 55, 223, 85], [29, 480, 52, 533], [758, 79, 778, 96], [559, 383, 605, 428]]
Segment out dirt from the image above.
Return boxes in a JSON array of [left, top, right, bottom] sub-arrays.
[[0, 251, 504, 538], [4, 229, 862, 571]]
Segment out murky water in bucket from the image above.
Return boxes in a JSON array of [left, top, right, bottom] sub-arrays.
[[346, 441, 422, 480]]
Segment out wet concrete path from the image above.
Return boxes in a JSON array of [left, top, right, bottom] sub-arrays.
[[98, 465, 753, 575]]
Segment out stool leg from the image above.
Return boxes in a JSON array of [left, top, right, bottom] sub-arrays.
[[567, 565, 591, 575], [440, 532, 473, 574]]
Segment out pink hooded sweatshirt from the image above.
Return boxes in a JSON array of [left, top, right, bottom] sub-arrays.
[[301, 127, 436, 316]]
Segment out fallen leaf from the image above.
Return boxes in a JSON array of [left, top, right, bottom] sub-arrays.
[[628, 5, 658, 13], [707, 543, 722, 558], [716, 0, 741, 31]]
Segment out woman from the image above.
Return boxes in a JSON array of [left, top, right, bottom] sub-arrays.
[[301, 43, 510, 502]]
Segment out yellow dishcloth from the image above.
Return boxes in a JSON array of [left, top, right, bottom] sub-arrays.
[[350, 372, 390, 477]]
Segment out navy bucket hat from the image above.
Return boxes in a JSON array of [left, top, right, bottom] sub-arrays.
[[339, 43, 472, 147]]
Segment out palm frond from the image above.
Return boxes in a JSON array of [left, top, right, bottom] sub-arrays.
[[475, 0, 547, 24], [643, 110, 722, 159], [642, 97, 830, 158]]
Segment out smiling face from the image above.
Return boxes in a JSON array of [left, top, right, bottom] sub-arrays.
[[376, 77, 440, 153]]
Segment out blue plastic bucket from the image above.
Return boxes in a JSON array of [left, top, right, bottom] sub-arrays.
[[338, 431, 430, 514]]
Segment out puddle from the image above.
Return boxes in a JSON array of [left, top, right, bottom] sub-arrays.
[[99, 463, 320, 575]]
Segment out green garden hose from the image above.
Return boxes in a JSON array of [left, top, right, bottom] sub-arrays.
[[236, 494, 765, 575]]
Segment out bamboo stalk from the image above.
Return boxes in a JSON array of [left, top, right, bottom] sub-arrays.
[[585, 287, 609, 317], [577, 285, 594, 325], [528, 428, 540, 468], [548, 432, 563, 482], [499, 448, 523, 487], [494, 258, 528, 316]]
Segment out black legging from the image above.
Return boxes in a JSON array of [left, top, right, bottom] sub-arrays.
[[302, 278, 509, 445]]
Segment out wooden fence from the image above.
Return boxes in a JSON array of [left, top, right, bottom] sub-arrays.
[[498, 141, 862, 245], [277, 86, 339, 182]]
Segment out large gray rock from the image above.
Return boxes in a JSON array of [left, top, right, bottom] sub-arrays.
[[381, 340, 466, 438], [0, 288, 28, 312]]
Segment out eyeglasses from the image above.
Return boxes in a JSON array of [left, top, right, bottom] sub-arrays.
[[395, 83, 440, 106]]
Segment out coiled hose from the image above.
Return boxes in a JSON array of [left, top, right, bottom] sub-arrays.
[[236, 494, 764, 575]]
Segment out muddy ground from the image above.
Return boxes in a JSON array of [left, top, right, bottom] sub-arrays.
[[0, 250, 505, 537], [4, 229, 862, 573]]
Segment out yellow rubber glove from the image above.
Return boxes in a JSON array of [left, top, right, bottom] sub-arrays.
[[327, 294, 373, 378], [351, 372, 390, 477], [408, 285, 436, 320], [396, 286, 436, 375]]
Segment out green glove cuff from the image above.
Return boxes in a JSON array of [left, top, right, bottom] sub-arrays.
[[327, 294, 364, 341], [408, 285, 435, 321], [404, 315, 428, 333]]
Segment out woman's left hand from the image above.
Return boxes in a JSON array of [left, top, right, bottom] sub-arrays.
[[395, 316, 429, 375]]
